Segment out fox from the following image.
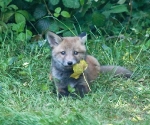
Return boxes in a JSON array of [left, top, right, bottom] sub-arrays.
[[46, 31, 132, 98]]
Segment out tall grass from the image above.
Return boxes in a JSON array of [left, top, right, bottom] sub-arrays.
[[0, 29, 150, 125]]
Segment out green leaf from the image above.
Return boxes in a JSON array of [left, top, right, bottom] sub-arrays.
[[68, 85, 75, 93], [12, 22, 25, 32], [17, 10, 34, 21], [16, 32, 26, 41], [117, 0, 126, 4], [54, 13, 60, 17], [1, 0, 12, 7], [92, 12, 106, 27], [49, 0, 60, 5], [2, 11, 14, 23], [0, 1, 4, 8], [61, 11, 71, 18], [15, 12, 26, 24], [102, 11, 111, 18], [26, 29, 32, 41], [62, 0, 80, 8], [0, 21, 8, 32], [8, 4, 18, 10], [80, 0, 84, 6], [35, 18, 51, 33], [33, 4, 47, 20], [110, 4, 128, 13], [49, 21, 59, 32], [55, 7, 61, 14]]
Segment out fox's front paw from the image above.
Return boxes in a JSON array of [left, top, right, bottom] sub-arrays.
[[58, 88, 69, 98], [75, 84, 90, 98]]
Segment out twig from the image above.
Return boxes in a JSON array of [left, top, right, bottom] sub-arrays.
[[43, 0, 53, 16], [82, 72, 91, 91]]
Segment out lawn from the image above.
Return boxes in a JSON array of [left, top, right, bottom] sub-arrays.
[[0, 31, 150, 125]]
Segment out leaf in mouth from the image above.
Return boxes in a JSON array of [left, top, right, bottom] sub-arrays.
[[70, 60, 88, 79]]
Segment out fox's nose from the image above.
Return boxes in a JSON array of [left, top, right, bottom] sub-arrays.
[[67, 61, 73, 66]]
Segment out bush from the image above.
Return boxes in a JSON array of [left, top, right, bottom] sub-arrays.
[[0, 0, 150, 41]]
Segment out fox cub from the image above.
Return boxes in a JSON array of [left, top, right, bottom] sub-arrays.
[[46, 31, 132, 97]]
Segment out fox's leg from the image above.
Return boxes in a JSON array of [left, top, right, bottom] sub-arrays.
[[57, 87, 69, 98], [57, 85, 90, 98], [52, 77, 69, 98], [75, 84, 90, 97]]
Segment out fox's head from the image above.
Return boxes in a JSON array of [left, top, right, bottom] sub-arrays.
[[46, 31, 87, 69]]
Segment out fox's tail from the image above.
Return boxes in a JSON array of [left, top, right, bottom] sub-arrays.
[[100, 66, 132, 78]]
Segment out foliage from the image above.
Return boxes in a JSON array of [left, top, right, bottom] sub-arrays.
[[0, 0, 33, 42], [0, 0, 149, 39]]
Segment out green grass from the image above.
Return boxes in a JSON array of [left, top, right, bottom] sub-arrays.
[[0, 31, 150, 125]]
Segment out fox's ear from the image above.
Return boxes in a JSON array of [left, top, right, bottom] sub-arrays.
[[46, 31, 62, 47], [79, 32, 87, 44]]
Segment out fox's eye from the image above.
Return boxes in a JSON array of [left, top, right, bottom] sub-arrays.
[[74, 51, 78, 55], [61, 51, 66, 55]]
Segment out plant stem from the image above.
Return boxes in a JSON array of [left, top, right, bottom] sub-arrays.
[[43, 0, 53, 16], [82, 72, 91, 91]]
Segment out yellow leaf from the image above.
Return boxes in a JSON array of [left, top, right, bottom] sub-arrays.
[[70, 60, 88, 79]]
